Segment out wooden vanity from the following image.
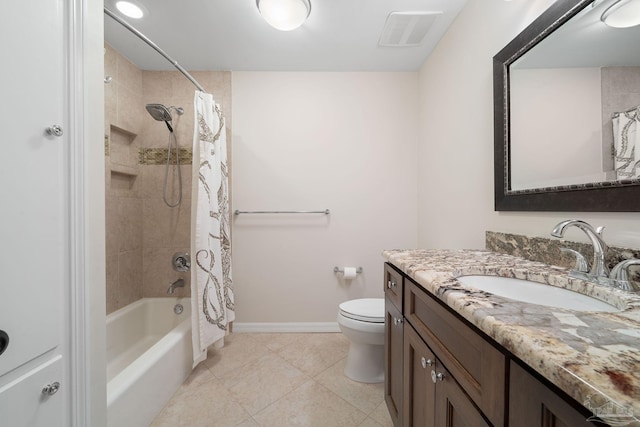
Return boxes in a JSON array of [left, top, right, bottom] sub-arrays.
[[382, 258, 636, 427]]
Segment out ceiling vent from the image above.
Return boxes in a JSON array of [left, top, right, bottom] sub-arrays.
[[378, 11, 443, 47]]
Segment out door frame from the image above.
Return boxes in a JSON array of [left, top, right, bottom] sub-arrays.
[[68, 0, 107, 425]]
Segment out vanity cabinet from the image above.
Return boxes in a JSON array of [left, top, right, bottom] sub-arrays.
[[405, 280, 506, 427], [384, 264, 404, 427], [385, 262, 502, 427], [385, 262, 609, 427], [509, 362, 604, 427], [404, 323, 491, 427]]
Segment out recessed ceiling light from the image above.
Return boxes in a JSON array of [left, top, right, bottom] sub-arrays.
[[116, 1, 145, 19], [601, 0, 640, 28]]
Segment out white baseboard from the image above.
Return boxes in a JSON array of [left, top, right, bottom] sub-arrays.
[[233, 322, 340, 333]]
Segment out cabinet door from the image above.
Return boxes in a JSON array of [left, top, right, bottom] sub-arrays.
[[0, 0, 68, 425], [0, 356, 65, 427], [0, 0, 66, 375], [434, 363, 491, 427], [404, 324, 436, 427], [385, 297, 404, 427], [509, 362, 605, 427]]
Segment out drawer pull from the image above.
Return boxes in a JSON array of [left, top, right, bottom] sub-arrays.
[[393, 317, 404, 326], [431, 370, 444, 383], [42, 382, 60, 396], [421, 357, 434, 369], [387, 280, 397, 289]]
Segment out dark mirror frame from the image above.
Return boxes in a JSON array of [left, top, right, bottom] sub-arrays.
[[493, 0, 640, 212]]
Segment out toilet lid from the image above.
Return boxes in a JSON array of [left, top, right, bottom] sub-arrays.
[[339, 298, 384, 323]]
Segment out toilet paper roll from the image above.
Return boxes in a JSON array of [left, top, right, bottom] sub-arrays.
[[343, 267, 357, 280]]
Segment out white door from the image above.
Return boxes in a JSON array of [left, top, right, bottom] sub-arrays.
[[0, 0, 68, 425]]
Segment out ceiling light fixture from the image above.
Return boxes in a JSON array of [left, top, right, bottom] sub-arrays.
[[115, 1, 145, 19], [256, 0, 311, 31], [601, 0, 640, 28]]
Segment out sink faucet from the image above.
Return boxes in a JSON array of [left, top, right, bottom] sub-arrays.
[[551, 220, 609, 279], [167, 278, 185, 294]]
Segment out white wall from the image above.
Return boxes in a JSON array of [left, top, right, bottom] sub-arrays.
[[417, 0, 640, 250], [510, 67, 604, 190], [232, 72, 418, 324]]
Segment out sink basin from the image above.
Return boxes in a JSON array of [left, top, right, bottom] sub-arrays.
[[456, 275, 620, 312]]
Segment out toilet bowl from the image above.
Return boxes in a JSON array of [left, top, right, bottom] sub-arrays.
[[337, 298, 385, 383]]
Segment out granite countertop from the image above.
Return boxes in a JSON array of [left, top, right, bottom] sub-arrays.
[[383, 249, 640, 421]]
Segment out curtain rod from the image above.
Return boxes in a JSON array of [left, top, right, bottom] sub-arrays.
[[104, 7, 205, 92]]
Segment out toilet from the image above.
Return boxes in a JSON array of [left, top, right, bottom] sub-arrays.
[[337, 298, 385, 383]]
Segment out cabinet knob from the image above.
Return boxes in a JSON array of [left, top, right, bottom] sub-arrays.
[[421, 357, 433, 369], [431, 370, 444, 383], [46, 125, 63, 137], [393, 317, 403, 326], [42, 382, 60, 396], [387, 280, 396, 289]]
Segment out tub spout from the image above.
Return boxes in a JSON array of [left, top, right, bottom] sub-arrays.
[[167, 278, 185, 294]]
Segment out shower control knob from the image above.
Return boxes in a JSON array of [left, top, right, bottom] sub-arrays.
[[46, 125, 63, 137], [42, 382, 60, 396], [172, 252, 191, 272]]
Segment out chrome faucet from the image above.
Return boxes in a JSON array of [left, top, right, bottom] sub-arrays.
[[167, 278, 185, 294], [551, 220, 609, 279]]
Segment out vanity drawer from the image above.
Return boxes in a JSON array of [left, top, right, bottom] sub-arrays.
[[384, 263, 403, 311], [404, 279, 506, 427]]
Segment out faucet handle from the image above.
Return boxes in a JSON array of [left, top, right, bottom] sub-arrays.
[[560, 247, 589, 273], [610, 258, 640, 291]]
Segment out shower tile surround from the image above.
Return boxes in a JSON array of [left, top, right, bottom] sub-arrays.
[[104, 43, 232, 314], [383, 236, 640, 425]]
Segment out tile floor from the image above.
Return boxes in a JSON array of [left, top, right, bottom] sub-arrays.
[[150, 333, 394, 427]]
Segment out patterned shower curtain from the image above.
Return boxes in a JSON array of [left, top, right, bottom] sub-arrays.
[[190, 91, 234, 367], [613, 107, 640, 179]]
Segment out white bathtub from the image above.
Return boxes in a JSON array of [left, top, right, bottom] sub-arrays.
[[107, 297, 192, 427]]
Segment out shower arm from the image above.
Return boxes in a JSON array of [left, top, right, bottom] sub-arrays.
[[104, 7, 205, 93]]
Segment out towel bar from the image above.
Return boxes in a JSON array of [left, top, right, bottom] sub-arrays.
[[234, 209, 330, 215]]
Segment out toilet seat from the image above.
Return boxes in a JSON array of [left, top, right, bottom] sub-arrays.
[[339, 298, 384, 323]]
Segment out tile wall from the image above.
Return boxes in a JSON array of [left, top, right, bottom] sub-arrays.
[[105, 44, 232, 314]]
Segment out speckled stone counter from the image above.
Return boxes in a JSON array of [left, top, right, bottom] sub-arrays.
[[383, 249, 640, 422]]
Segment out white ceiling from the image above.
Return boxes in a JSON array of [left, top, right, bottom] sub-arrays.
[[103, 0, 467, 72]]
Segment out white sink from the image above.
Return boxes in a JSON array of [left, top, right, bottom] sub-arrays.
[[456, 275, 620, 313]]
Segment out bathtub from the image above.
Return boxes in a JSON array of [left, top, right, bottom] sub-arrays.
[[107, 297, 192, 427]]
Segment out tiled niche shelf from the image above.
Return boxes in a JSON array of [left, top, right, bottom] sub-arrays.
[[107, 125, 139, 193]]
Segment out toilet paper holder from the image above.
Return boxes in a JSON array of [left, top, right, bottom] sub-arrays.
[[333, 266, 363, 274]]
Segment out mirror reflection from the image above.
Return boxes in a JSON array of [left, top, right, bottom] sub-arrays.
[[508, 0, 640, 192]]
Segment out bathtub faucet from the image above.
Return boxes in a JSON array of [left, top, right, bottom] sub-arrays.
[[167, 278, 185, 294]]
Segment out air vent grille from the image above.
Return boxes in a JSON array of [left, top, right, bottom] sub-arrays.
[[378, 11, 442, 47]]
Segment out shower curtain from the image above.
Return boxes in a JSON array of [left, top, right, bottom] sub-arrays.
[[613, 106, 640, 179], [190, 91, 234, 367]]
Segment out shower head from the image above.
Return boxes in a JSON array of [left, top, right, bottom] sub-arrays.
[[146, 104, 173, 122]]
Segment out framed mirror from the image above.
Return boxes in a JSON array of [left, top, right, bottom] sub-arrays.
[[493, 0, 640, 211]]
